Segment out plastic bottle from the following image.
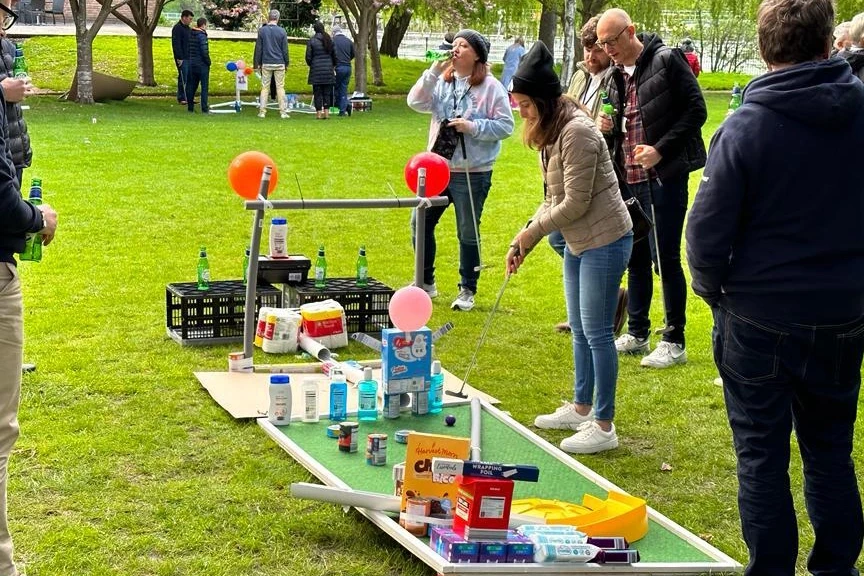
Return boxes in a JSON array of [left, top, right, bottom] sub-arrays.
[[428, 360, 444, 414], [269, 217, 288, 258], [12, 43, 28, 80], [242, 246, 250, 285], [357, 367, 378, 421], [425, 49, 452, 62], [328, 367, 347, 421], [599, 90, 614, 117], [314, 245, 327, 289], [19, 179, 42, 262], [356, 245, 369, 287], [268, 375, 292, 425], [197, 246, 210, 290], [301, 377, 319, 423], [727, 83, 742, 116]]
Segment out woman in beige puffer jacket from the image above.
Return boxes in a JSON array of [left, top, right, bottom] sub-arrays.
[[506, 41, 632, 456]]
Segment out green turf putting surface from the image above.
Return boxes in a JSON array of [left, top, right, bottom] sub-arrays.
[[270, 403, 715, 564]]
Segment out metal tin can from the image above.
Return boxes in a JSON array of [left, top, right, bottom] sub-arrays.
[[383, 393, 401, 419], [365, 433, 388, 466], [392, 462, 405, 496], [326, 424, 341, 438], [411, 391, 429, 415], [394, 429, 412, 444], [402, 497, 431, 536], [337, 421, 359, 453]]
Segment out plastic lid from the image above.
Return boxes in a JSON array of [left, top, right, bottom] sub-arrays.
[[363, 366, 373, 380], [432, 360, 441, 374], [30, 178, 41, 187], [272, 217, 287, 225], [270, 375, 290, 384]]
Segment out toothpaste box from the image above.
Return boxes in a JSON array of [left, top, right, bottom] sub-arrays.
[[431, 528, 479, 563], [477, 541, 508, 563], [381, 328, 431, 394], [506, 532, 535, 563]]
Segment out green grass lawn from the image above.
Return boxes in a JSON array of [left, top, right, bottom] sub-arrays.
[[10, 91, 843, 576]]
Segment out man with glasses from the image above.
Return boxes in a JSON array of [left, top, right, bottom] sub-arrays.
[[0, 1, 58, 574], [596, 8, 706, 369]]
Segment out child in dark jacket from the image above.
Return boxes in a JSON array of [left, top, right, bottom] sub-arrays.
[[186, 18, 211, 113]]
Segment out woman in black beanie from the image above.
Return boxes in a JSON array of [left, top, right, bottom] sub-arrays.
[[505, 41, 633, 455], [407, 29, 514, 312]]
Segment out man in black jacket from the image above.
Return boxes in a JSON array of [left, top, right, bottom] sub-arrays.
[[186, 18, 211, 113], [331, 25, 354, 116], [171, 10, 193, 105], [597, 8, 706, 369], [686, 1, 864, 574]]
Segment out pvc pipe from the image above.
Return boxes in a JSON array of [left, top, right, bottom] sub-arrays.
[[414, 168, 427, 288], [242, 165, 272, 359], [470, 396, 482, 462], [243, 197, 449, 210]]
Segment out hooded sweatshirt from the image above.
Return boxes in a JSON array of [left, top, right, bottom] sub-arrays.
[[407, 69, 514, 171], [686, 57, 864, 322]]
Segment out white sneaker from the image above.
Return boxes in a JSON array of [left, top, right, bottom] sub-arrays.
[[615, 333, 650, 354], [451, 287, 475, 311], [534, 402, 594, 430], [713, 376, 724, 386], [280, 112, 290, 119], [258, 111, 266, 118], [411, 282, 438, 298], [560, 421, 619, 454], [641, 341, 687, 368]]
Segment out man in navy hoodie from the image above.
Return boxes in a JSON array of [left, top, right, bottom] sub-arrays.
[[686, 1, 864, 574]]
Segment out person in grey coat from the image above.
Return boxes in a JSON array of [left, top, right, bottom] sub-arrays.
[[306, 21, 335, 119]]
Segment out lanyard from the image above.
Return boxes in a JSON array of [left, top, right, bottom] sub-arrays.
[[451, 78, 471, 119], [581, 75, 601, 107]]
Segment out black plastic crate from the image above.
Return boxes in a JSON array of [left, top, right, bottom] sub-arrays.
[[166, 280, 282, 346], [286, 277, 394, 335]]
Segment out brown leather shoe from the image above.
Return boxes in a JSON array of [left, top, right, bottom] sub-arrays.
[[555, 321, 571, 333]]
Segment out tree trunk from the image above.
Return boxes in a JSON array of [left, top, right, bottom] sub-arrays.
[[352, 12, 373, 93], [369, 19, 383, 86], [561, 0, 576, 87], [379, 5, 412, 58], [136, 31, 156, 85], [538, 3, 557, 52], [75, 34, 95, 104], [577, 0, 607, 26], [69, 0, 133, 103]]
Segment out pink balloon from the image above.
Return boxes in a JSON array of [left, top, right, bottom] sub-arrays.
[[388, 286, 433, 332], [236, 59, 246, 69]]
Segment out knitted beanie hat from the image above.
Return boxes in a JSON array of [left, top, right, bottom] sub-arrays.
[[510, 41, 562, 99], [454, 29, 490, 63]]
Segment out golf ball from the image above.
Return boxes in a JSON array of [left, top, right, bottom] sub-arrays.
[[445, 414, 456, 427]]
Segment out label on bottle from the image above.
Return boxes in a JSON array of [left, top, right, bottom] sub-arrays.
[[200, 269, 210, 282], [304, 390, 318, 420], [330, 388, 346, 420], [359, 392, 376, 412], [357, 266, 368, 280], [315, 267, 325, 281]]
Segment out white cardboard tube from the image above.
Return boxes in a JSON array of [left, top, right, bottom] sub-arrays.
[[470, 396, 482, 462], [298, 334, 331, 361]]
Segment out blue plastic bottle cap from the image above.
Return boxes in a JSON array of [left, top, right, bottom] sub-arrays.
[[270, 375, 290, 384], [271, 217, 287, 225]]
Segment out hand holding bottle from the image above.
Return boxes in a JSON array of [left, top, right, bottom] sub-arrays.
[[0, 77, 27, 103], [37, 204, 57, 246]]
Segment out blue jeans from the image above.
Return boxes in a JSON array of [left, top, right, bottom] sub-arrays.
[[713, 307, 864, 576], [565, 233, 632, 421], [411, 170, 492, 293], [548, 229, 566, 258], [186, 64, 210, 112], [625, 173, 689, 345], [176, 60, 190, 102], [335, 64, 351, 113]]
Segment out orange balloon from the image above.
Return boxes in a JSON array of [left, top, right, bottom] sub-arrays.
[[244, 67, 253, 76], [227, 151, 279, 200]]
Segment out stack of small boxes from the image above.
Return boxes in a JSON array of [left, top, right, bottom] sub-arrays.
[[380, 327, 431, 417]]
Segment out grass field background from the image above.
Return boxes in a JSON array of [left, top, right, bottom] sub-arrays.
[[8, 86, 846, 576]]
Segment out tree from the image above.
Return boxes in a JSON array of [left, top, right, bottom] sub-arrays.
[[379, 3, 413, 58], [561, 0, 576, 89], [111, 0, 169, 86], [537, 3, 557, 50], [335, 0, 401, 92], [68, 0, 132, 104]]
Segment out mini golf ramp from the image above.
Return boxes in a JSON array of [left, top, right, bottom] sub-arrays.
[[259, 399, 741, 575]]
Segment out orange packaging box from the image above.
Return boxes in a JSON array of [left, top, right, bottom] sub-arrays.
[[453, 476, 515, 535], [401, 432, 471, 518]]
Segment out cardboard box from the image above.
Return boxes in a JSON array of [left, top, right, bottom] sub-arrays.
[[453, 476, 514, 536], [506, 532, 535, 563], [478, 541, 508, 563], [430, 527, 479, 563], [431, 458, 540, 482], [400, 432, 470, 519], [381, 328, 431, 392]]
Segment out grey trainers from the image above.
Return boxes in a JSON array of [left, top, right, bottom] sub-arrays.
[[451, 287, 475, 311], [641, 341, 687, 368], [615, 333, 650, 354], [257, 110, 266, 118], [560, 421, 619, 454], [534, 402, 594, 430], [411, 281, 438, 298]]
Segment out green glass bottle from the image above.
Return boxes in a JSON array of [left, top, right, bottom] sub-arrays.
[[600, 90, 614, 117], [19, 179, 42, 262], [425, 49, 452, 62], [727, 83, 742, 116], [12, 43, 28, 80], [356, 245, 369, 287], [197, 246, 210, 291], [242, 246, 250, 285], [314, 245, 327, 289]]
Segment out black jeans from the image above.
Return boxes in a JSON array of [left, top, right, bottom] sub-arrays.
[[714, 307, 864, 576], [312, 83, 333, 111], [624, 173, 689, 345]]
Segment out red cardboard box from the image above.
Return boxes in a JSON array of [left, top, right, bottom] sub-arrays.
[[453, 476, 514, 536]]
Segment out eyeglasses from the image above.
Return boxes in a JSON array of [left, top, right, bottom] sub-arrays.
[[0, 4, 18, 30], [597, 26, 629, 49]]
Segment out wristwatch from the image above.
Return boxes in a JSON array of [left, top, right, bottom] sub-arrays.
[[35, 209, 44, 232]]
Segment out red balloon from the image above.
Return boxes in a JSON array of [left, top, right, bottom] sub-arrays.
[[227, 151, 279, 200], [404, 152, 450, 197], [244, 67, 253, 76]]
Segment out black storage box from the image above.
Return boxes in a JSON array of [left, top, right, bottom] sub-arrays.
[[285, 277, 394, 334], [166, 280, 282, 346], [257, 255, 311, 285]]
